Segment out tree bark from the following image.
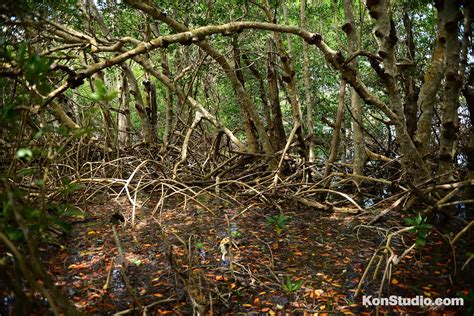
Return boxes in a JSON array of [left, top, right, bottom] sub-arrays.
[[301, 0, 315, 165], [438, 0, 463, 178], [143, 77, 158, 142], [233, 36, 259, 152], [266, 39, 287, 151], [325, 78, 346, 177], [414, 4, 447, 158], [118, 71, 131, 145], [401, 11, 419, 140], [366, 0, 429, 182], [263, 0, 307, 160], [242, 53, 272, 141], [282, 0, 292, 54], [121, 64, 155, 144], [343, 0, 366, 180]]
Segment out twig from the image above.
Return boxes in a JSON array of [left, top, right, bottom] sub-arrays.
[[113, 297, 176, 315], [450, 220, 474, 246], [102, 257, 114, 291]]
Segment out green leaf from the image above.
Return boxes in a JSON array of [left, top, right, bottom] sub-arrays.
[[130, 258, 142, 266], [23, 206, 41, 220], [50, 217, 72, 231], [16, 148, 33, 159], [34, 179, 45, 187], [60, 183, 84, 194], [24, 55, 51, 83], [293, 279, 303, 290], [404, 217, 414, 226], [61, 206, 87, 218], [90, 79, 117, 102], [416, 238, 426, 247], [196, 241, 204, 250], [415, 213, 423, 225], [6, 227, 23, 241], [282, 276, 303, 293], [17, 167, 36, 176], [17, 42, 27, 63]]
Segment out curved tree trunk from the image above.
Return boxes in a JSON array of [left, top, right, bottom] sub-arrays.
[[414, 5, 446, 159], [124, 0, 273, 155], [365, 0, 429, 182]]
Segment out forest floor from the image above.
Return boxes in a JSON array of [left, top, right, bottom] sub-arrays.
[[33, 194, 473, 315]]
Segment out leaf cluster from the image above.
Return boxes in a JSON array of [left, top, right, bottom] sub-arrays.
[[405, 213, 431, 247]]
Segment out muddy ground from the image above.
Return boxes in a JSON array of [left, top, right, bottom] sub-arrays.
[[2, 194, 473, 315]]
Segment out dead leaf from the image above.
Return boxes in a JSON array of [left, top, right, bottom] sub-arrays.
[[68, 262, 88, 269]]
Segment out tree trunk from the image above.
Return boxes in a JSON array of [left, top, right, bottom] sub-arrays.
[[121, 64, 154, 144], [325, 78, 346, 177], [343, 0, 366, 180], [401, 11, 418, 140], [267, 38, 287, 151], [151, 22, 174, 152], [282, 0, 292, 54], [301, 0, 315, 165], [414, 4, 447, 158], [263, 0, 307, 160], [143, 78, 158, 142], [366, 0, 429, 182], [438, 0, 462, 179], [233, 37, 259, 153], [242, 53, 272, 141], [118, 72, 131, 145], [161, 51, 174, 152]]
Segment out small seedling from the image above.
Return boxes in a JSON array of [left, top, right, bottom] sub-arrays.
[[196, 241, 206, 258], [196, 241, 204, 250], [267, 214, 290, 235], [405, 213, 431, 247], [129, 258, 142, 266], [282, 276, 302, 294]]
